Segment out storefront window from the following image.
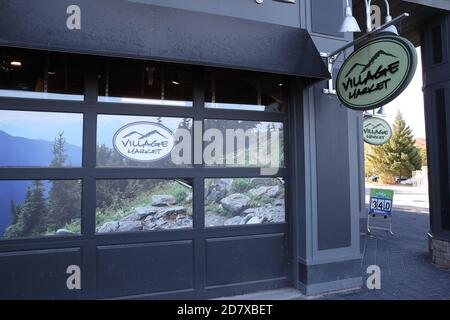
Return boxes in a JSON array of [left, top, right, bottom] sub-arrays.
[[0, 110, 83, 167], [203, 119, 284, 168], [98, 59, 193, 107], [96, 115, 192, 167], [204, 177, 285, 227], [96, 179, 193, 233], [205, 69, 284, 112], [0, 47, 84, 100], [0, 180, 82, 239]]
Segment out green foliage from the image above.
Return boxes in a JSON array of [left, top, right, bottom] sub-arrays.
[[9, 199, 20, 225], [50, 132, 68, 167], [231, 178, 252, 193], [419, 146, 428, 166], [170, 183, 189, 204], [47, 180, 81, 231], [5, 181, 48, 237], [368, 112, 422, 181], [47, 132, 81, 231], [248, 194, 273, 208], [94, 179, 192, 228], [204, 202, 228, 216]]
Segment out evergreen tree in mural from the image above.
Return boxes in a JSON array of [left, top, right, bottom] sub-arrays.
[[5, 181, 48, 237], [9, 199, 20, 225], [368, 111, 422, 181], [47, 132, 81, 231], [50, 132, 68, 167]]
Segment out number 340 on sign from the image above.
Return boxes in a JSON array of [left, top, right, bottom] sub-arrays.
[[368, 188, 394, 215]]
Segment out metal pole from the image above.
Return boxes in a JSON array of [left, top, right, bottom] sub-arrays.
[[322, 13, 409, 95]]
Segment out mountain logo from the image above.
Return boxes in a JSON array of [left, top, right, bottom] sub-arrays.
[[344, 50, 397, 78], [363, 117, 392, 145], [113, 121, 174, 162], [364, 122, 388, 130], [336, 35, 417, 111]]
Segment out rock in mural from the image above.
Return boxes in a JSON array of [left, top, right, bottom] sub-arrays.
[[97, 204, 191, 233], [206, 178, 233, 203], [152, 195, 177, 206], [220, 193, 250, 214]]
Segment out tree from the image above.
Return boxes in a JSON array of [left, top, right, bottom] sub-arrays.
[[9, 199, 20, 225], [47, 132, 81, 231], [418, 146, 428, 167], [368, 111, 422, 182], [364, 143, 377, 177], [5, 181, 48, 237], [50, 132, 68, 167]]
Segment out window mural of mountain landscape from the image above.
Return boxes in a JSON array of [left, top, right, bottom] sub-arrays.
[[0, 110, 83, 237]]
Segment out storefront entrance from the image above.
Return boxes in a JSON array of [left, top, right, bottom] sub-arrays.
[[0, 48, 293, 299]]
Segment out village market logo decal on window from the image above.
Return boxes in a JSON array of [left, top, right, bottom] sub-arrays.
[[336, 35, 417, 110], [113, 122, 174, 162], [363, 116, 392, 145]]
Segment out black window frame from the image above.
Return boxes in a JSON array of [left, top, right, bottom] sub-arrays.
[[0, 56, 290, 246]]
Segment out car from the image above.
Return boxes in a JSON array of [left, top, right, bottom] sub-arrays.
[[400, 178, 417, 185], [394, 176, 408, 184]]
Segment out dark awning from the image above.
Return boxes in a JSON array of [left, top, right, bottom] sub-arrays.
[[0, 0, 330, 81]]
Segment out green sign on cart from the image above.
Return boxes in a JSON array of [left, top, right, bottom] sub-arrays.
[[369, 188, 394, 215]]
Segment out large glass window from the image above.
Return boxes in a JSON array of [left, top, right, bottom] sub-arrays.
[[96, 179, 193, 233], [0, 54, 288, 241], [0, 110, 83, 167], [203, 119, 284, 168], [97, 115, 192, 167], [204, 178, 285, 227], [98, 59, 193, 107], [0, 47, 84, 100], [205, 69, 284, 112], [0, 180, 82, 239]]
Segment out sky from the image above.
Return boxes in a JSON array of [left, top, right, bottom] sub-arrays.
[[0, 110, 83, 147], [382, 47, 426, 139]]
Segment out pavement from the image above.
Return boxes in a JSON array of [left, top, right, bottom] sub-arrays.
[[222, 210, 450, 300], [221, 205, 450, 300], [319, 210, 450, 300], [221, 184, 450, 300]]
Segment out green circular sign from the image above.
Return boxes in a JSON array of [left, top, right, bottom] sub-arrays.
[[363, 116, 392, 145], [336, 35, 417, 110]]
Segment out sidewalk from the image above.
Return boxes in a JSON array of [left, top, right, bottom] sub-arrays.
[[221, 210, 450, 300], [320, 210, 450, 300]]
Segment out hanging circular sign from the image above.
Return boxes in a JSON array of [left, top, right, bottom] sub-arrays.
[[336, 35, 417, 110], [113, 121, 174, 162], [363, 116, 392, 145]]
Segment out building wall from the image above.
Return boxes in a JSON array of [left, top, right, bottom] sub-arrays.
[[126, 0, 301, 27], [421, 13, 450, 243], [296, 0, 363, 294], [0, 0, 364, 296], [107, 0, 365, 294]]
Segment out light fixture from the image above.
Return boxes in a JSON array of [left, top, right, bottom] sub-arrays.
[[171, 80, 180, 85], [10, 61, 21, 67], [339, 0, 361, 33], [363, 0, 397, 34], [376, 106, 386, 116], [382, 0, 398, 35], [321, 11, 410, 95]]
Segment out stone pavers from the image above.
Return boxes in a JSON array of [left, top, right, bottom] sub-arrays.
[[221, 210, 450, 300], [320, 210, 450, 300]]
